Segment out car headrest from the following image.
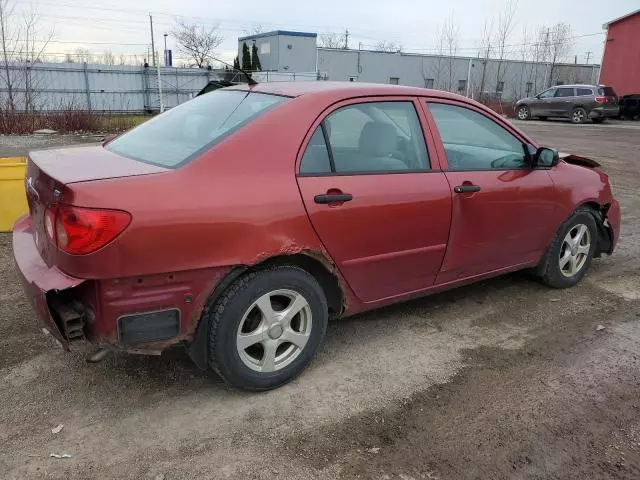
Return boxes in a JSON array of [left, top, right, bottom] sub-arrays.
[[359, 122, 397, 157]]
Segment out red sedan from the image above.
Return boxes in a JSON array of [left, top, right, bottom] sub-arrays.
[[13, 82, 620, 390]]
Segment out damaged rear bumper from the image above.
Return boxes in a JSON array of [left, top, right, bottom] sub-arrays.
[[12, 216, 84, 350]]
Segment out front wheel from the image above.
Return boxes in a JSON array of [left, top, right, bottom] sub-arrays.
[[206, 267, 328, 391], [538, 209, 598, 288], [517, 105, 531, 120]]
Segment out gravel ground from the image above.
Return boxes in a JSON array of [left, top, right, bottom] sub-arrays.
[[1, 120, 640, 479]]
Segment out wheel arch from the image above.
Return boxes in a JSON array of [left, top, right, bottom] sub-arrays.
[[186, 251, 345, 370], [574, 201, 612, 257]]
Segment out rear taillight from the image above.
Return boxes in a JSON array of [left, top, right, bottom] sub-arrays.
[[595, 96, 606, 104], [45, 205, 131, 255]]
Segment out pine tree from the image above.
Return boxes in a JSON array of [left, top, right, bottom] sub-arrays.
[[251, 43, 262, 71], [241, 43, 252, 71], [233, 56, 240, 70]]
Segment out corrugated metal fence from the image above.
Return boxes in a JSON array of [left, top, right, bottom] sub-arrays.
[[0, 62, 220, 112]]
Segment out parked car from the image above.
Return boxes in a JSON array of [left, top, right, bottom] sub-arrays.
[[515, 84, 620, 124], [13, 82, 620, 391]]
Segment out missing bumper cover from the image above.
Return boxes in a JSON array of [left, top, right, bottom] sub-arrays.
[[118, 309, 180, 345]]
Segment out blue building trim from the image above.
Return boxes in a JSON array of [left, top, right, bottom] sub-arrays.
[[238, 30, 317, 42]]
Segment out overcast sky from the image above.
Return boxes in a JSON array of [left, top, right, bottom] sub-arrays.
[[12, 0, 639, 65]]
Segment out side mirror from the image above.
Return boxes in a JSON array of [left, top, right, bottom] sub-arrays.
[[534, 147, 559, 168]]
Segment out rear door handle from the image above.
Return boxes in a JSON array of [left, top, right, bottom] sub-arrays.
[[454, 185, 481, 194], [314, 193, 353, 204]]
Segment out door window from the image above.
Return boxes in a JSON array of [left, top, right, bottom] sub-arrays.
[[300, 101, 429, 175], [555, 87, 575, 97], [428, 103, 527, 171], [577, 88, 593, 96], [537, 88, 555, 99]]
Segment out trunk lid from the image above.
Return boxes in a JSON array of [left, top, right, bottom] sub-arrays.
[[25, 146, 168, 266]]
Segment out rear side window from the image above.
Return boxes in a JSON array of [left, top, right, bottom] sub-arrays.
[[106, 90, 288, 168], [598, 86, 617, 97], [555, 88, 575, 98], [299, 101, 429, 175], [577, 88, 593, 96]]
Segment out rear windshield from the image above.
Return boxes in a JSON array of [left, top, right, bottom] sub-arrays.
[[598, 86, 617, 97], [106, 90, 288, 168]]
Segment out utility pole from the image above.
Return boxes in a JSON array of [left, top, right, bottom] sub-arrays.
[[542, 28, 550, 88], [585, 51, 592, 64], [149, 13, 164, 112], [344, 29, 349, 49], [149, 14, 156, 67]]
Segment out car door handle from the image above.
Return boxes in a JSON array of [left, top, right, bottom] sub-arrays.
[[314, 193, 353, 204], [454, 185, 481, 194]]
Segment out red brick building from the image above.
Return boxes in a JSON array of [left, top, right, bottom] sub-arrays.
[[600, 9, 640, 96]]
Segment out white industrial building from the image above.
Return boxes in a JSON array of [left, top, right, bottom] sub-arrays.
[[239, 31, 600, 102]]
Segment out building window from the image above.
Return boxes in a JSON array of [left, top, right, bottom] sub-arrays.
[[259, 42, 270, 55], [496, 81, 505, 93], [348, 76, 358, 82], [425, 78, 434, 89], [526, 82, 533, 95], [458, 79, 467, 92], [389, 77, 400, 85]]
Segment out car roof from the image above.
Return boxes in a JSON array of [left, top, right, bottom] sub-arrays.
[[553, 84, 611, 89], [227, 81, 464, 100]]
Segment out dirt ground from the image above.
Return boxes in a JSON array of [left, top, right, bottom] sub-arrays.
[[1, 119, 640, 480]]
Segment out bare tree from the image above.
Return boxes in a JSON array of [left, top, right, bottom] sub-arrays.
[[102, 51, 115, 65], [118, 53, 127, 65], [74, 47, 93, 63], [0, 0, 54, 111], [0, 0, 18, 108], [442, 15, 459, 92], [318, 32, 343, 49], [546, 22, 572, 87], [243, 24, 264, 36], [173, 18, 223, 68], [494, 0, 517, 97], [374, 40, 402, 53], [477, 19, 494, 99]]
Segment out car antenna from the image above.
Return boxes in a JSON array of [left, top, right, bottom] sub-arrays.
[[206, 54, 258, 86]]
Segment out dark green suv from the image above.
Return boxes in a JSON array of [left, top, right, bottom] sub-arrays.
[[515, 84, 619, 124]]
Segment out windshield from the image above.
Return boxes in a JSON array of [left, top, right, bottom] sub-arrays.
[[106, 90, 288, 168]]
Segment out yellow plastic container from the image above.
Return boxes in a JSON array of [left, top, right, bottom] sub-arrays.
[[0, 157, 28, 232]]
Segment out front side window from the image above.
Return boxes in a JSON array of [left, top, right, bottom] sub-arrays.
[[538, 88, 555, 99], [555, 87, 575, 98], [428, 103, 526, 171], [106, 90, 287, 168], [299, 101, 429, 174]]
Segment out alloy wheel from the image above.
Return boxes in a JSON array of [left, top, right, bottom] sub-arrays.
[[518, 106, 529, 120], [572, 109, 586, 124], [236, 289, 313, 372], [559, 224, 591, 277]]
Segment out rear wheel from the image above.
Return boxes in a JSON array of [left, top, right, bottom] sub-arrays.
[[538, 209, 598, 288], [206, 267, 328, 391], [571, 107, 587, 124], [517, 105, 531, 120]]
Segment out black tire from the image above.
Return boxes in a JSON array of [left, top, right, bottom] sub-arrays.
[[591, 117, 605, 124], [205, 266, 328, 391], [538, 208, 598, 289], [517, 105, 531, 120], [538, 116, 548, 121], [571, 107, 587, 124]]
